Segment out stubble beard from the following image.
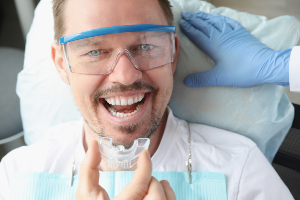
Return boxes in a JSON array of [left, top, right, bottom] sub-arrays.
[[84, 81, 169, 149]]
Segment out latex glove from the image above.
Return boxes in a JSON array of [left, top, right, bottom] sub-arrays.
[[180, 11, 291, 87], [76, 140, 176, 200]]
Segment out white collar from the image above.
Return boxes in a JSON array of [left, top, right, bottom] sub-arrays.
[[151, 107, 180, 170]]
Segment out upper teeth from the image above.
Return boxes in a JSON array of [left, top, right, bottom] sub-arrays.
[[105, 94, 145, 106]]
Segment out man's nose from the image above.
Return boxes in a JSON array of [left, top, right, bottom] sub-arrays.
[[108, 53, 143, 85]]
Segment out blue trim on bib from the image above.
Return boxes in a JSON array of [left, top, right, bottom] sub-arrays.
[[10, 171, 227, 200]]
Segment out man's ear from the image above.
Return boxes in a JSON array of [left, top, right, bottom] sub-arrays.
[[51, 42, 70, 85], [171, 33, 179, 74]]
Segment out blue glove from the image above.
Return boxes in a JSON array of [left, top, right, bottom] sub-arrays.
[[180, 11, 291, 87]]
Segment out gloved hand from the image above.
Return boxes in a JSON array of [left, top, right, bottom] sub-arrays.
[[180, 11, 291, 87]]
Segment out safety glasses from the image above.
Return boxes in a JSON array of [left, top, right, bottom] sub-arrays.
[[60, 24, 176, 75]]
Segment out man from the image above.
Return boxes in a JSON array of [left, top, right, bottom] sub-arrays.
[[0, 0, 294, 199]]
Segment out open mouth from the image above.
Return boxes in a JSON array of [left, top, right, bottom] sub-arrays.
[[102, 93, 147, 118]]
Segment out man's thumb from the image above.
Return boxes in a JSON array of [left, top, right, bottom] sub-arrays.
[[116, 150, 152, 199], [84, 140, 101, 171], [77, 140, 109, 199], [131, 150, 152, 185]]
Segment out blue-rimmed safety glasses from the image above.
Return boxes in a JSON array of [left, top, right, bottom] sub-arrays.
[[60, 24, 176, 75]]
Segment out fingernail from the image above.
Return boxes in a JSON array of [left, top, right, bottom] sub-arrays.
[[161, 180, 170, 187], [182, 11, 192, 20], [180, 20, 188, 27], [194, 10, 202, 15], [183, 76, 192, 87], [143, 150, 151, 159], [195, 11, 211, 19], [195, 10, 205, 17]]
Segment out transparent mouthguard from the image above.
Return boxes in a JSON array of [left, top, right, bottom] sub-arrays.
[[98, 137, 150, 169]]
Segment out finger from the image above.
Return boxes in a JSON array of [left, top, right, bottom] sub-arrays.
[[194, 10, 213, 20], [184, 68, 221, 87], [76, 140, 109, 200], [182, 11, 214, 38], [204, 14, 234, 34], [78, 140, 101, 189], [116, 150, 152, 199], [160, 180, 176, 200], [143, 177, 166, 200], [180, 20, 209, 47], [182, 11, 194, 20], [77, 140, 109, 200], [194, 11, 223, 32], [131, 150, 152, 185], [214, 14, 241, 30]]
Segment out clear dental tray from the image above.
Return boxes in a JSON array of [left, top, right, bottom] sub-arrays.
[[98, 137, 150, 169]]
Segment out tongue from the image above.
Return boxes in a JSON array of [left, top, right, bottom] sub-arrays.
[[110, 103, 139, 113]]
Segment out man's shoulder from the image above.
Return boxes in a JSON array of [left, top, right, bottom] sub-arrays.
[[174, 115, 256, 150], [190, 122, 256, 150], [42, 119, 82, 141], [1, 120, 82, 173], [158, 114, 258, 175], [168, 108, 256, 152], [173, 116, 257, 157], [173, 117, 258, 175]]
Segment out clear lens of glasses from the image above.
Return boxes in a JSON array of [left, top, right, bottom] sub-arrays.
[[63, 31, 175, 75]]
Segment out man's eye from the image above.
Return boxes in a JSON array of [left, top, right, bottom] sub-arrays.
[[88, 50, 101, 56], [139, 44, 153, 51]]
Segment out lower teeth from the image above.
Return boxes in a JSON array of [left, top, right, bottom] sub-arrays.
[[108, 103, 143, 118]]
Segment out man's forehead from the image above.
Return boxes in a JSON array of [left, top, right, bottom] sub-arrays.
[[65, 0, 168, 36]]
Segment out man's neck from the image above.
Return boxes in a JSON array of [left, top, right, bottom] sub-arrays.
[[82, 109, 168, 171], [147, 109, 168, 157]]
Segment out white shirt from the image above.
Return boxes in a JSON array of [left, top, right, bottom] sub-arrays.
[[290, 46, 300, 93], [0, 108, 293, 200]]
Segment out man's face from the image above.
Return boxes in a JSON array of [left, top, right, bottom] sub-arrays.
[[54, 0, 178, 148]]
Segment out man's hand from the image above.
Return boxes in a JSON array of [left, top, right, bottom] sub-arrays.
[[76, 140, 176, 200], [76, 140, 110, 200], [114, 149, 175, 200], [180, 11, 290, 87]]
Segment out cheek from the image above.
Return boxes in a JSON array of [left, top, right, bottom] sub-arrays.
[[146, 65, 173, 85], [69, 74, 105, 107], [145, 65, 174, 102]]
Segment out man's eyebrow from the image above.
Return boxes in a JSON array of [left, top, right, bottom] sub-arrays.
[[73, 39, 104, 49], [134, 32, 169, 43], [141, 31, 168, 38], [72, 32, 168, 48]]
